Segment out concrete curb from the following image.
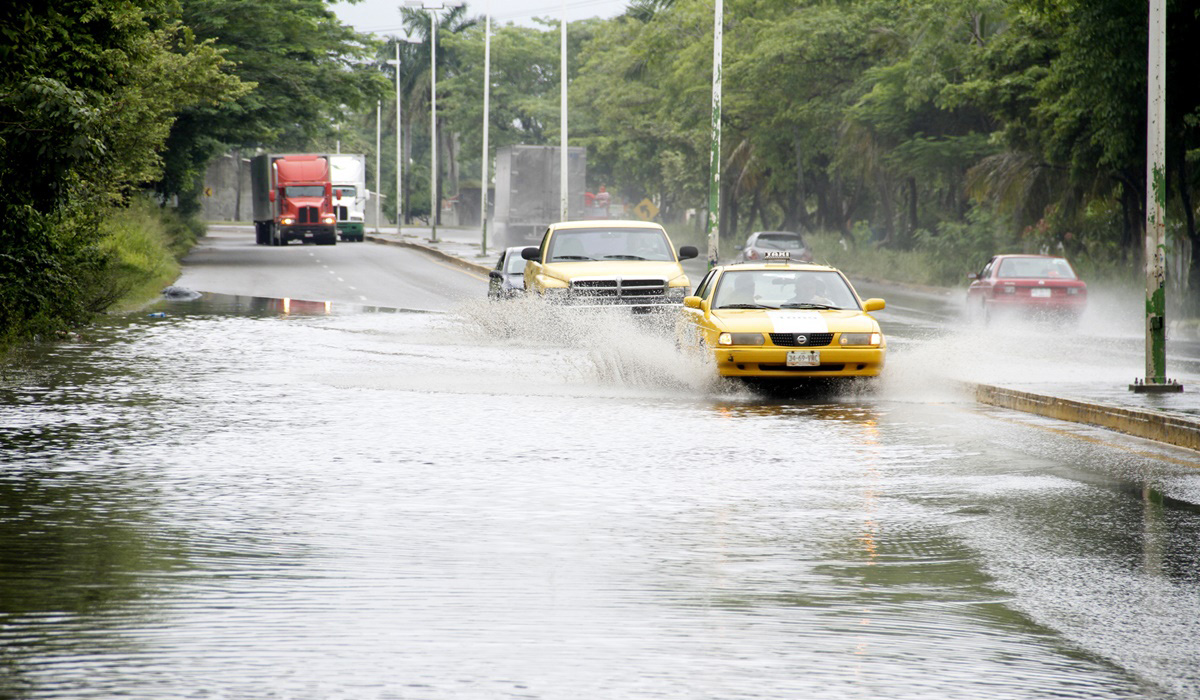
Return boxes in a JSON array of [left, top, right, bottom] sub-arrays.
[[365, 235, 492, 276], [970, 382, 1200, 451]]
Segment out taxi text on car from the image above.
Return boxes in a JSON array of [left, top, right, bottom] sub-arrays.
[[679, 252, 886, 379]]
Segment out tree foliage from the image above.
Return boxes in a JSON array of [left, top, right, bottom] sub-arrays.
[[0, 0, 246, 344]]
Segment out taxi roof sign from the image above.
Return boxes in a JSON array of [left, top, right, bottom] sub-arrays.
[[763, 250, 791, 260]]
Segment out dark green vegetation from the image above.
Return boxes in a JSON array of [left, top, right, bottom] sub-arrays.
[[411, 0, 1200, 290], [4, 0, 1198, 350], [0, 0, 382, 351]]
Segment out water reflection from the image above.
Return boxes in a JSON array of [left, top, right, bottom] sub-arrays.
[[0, 294, 1192, 699]]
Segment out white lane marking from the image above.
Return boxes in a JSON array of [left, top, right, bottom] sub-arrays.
[[349, 286, 357, 291], [358, 295, 367, 301], [337, 277, 345, 282]]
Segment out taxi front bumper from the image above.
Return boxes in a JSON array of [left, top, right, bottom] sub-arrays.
[[712, 345, 885, 377]]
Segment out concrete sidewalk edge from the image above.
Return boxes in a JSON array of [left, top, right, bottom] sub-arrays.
[[969, 382, 1200, 452], [366, 235, 491, 276]]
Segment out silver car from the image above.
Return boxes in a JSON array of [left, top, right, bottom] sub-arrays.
[[736, 231, 813, 263]]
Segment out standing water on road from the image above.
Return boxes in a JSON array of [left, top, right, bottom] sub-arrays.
[[2, 294, 1198, 699]]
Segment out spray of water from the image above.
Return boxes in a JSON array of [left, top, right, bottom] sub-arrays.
[[452, 297, 743, 397]]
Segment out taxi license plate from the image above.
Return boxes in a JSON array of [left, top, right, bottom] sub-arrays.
[[1031, 288, 1051, 298], [787, 350, 820, 367]]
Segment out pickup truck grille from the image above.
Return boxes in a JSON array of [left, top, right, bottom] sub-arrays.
[[569, 277, 669, 303]]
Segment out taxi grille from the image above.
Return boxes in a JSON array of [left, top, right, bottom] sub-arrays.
[[769, 332, 833, 347]]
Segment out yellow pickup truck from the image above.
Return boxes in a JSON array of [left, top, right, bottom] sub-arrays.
[[521, 220, 698, 308]]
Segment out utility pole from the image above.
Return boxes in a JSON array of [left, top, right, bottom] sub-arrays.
[[375, 99, 381, 234], [480, 0, 491, 255], [560, 1, 569, 222], [706, 0, 723, 270], [1132, 0, 1180, 393], [387, 37, 422, 236]]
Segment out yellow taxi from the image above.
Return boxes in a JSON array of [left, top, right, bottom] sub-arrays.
[[679, 253, 886, 379], [521, 220, 697, 308]]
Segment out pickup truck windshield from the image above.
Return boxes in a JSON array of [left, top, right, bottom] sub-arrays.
[[547, 228, 673, 262], [284, 186, 325, 197]]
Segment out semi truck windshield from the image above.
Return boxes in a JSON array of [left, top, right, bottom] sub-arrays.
[[284, 186, 325, 197]]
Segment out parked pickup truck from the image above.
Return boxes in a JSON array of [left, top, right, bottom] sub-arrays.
[[521, 220, 697, 309]]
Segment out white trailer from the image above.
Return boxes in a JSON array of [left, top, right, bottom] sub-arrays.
[[326, 154, 367, 242]]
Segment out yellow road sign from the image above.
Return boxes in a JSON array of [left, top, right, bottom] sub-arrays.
[[204, 187, 213, 197], [634, 198, 659, 221]]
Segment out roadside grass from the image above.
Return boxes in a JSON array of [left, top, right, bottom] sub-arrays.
[[98, 196, 203, 311]]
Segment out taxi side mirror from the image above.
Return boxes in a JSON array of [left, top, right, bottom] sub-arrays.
[[967, 273, 979, 280], [863, 298, 885, 312], [521, 247, 540, 261], [678, 246, 698, 260], [683, 296, 702, 309]]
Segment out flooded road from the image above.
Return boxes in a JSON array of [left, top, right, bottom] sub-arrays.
[[3, 293, 1200, 699]]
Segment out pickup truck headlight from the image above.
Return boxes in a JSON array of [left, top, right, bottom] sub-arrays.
[[667, 286, 689, 300]]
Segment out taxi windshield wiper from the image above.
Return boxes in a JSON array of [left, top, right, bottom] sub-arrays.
[[781, 302, 839, 310], [718, 303, 777, 309], [550, 255, 595, 261], [602, 254, 647, 260]]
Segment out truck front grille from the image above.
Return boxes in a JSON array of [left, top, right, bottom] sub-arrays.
[[336, 205, 348, 221], [569, 277, 668, 303], [298, 206, 319, 223]]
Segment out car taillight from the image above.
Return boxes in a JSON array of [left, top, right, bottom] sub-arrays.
[[747, 249, 759, 260]]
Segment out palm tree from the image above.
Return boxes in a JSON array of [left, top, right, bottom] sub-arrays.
[[396, 6, 478, 225]]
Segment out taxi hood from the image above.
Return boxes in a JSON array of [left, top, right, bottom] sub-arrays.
[[541, 260, 686, 284], [710, 308, 880, 334]]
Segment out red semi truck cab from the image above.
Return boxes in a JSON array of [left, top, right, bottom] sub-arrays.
[[252, 154, 338, 246]]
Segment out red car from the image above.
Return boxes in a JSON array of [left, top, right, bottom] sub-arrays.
[[967, 254, 1087, 323]]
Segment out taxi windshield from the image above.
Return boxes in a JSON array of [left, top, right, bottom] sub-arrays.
[[997, 257, 1077, 280], [547, 227, 673, 262], [712, 269, 859, 310]]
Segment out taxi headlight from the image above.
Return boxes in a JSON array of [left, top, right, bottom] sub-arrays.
[[840, 332, 881, 346], [718, 332, 765, 346]]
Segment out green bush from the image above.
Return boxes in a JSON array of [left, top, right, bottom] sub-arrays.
[[97, 197, 201, 311]]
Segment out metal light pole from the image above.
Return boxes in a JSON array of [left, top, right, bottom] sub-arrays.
[[480, 0, 491, 255], [404, 1, 463, 243], [706, 0, 723, 270], [375, 99, 382, 234], [560, 1, 568, 221], [1133, 0, 1179, 393], [386, 37, 422, 236]]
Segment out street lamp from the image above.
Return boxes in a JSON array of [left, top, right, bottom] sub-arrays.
[[560, 0, 568, 222], [480, 0, 491, 256], [404, 0, 463, 243], [386, 36, 422, 236], [706, 0, 723, 270]]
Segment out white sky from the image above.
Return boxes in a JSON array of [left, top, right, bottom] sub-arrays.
[[331, 0, 631, 35]]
